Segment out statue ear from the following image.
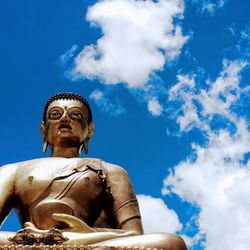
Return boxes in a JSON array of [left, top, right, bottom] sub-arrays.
[[83, 122, 95, 155], [87, 121, 95, 140], [40, 121, 46, 141], [40, 121, 48, 154]]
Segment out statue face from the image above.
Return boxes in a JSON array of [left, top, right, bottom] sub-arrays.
[[42, 99, 90, 147]]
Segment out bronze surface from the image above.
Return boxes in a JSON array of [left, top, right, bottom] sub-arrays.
[[0, 93, 187, 250]]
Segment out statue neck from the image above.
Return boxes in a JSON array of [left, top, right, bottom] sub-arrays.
[[51, 146, 80, 158]]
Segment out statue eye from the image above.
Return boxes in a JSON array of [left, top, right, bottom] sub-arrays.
[[69, 112, 83, 120], [48, 112, 62, 120]]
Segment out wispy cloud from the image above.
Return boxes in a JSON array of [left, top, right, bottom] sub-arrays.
[[60, 45, 78, 64], [90, 89, 126, 116], [147, 98, 163, 116], [237, 26, 250, 58], [192, 0, 227, 15], [163, 60, 250, 249], [70, 0, 188, 88], [169, 60, 247, 132]]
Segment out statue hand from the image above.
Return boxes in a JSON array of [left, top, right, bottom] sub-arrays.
[[24, 222, 50, 234], [23, 214, 135, 246], [24, 214, 95, 234], [52, 213, 96, 233]]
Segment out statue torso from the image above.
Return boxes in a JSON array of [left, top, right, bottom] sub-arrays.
[[13, 157, 110, 229]]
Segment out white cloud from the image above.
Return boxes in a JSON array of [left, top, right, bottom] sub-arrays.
[[60, 45, 78, 64], [198, 60, 247, 120], [90, 89, 126, 116], [169, 74, 195, 98], [169, 74, 203, 131], [169, 60, 247, 132], [163, 121, 250, 250], [237, 26, 250, 58], [147, 98, 163, 116], [192, 0, 227, 15], [228, 26, 236, 36], [202, 0, 226, 14], [90, 89, 103, 101], [71, 0, 188, 88], [137, 194, 182, 234], [164, 60, 250, 249]]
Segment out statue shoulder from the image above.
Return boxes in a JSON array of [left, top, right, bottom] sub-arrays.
[[101, 160, 132, 187], [0, 158, 39, 179], [0, 157, 65, 176], [0, 162, 18, 177], [1, 157, 48, 167], [0, 159, 38, 184], [80, 158, 127, 174], [81, 158, 131, 185], [103, 161, 129, 176]]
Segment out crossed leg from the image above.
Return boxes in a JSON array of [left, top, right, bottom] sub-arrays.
[[90, 233, 187, 250]]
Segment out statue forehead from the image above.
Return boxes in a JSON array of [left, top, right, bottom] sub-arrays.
[[47, 99, 87, 111]]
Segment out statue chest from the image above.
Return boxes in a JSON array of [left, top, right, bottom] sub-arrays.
[[17, 166, 107, 228]]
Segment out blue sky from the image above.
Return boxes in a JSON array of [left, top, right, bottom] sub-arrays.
[[1, 1, 250, 249]]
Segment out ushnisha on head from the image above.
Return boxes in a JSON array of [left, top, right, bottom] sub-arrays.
[[40, 92, 95, 157]]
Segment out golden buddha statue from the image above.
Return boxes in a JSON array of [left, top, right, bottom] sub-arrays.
[[0, 93, 187, 249]]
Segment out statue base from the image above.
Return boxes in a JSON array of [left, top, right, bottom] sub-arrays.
[[0, 246, 155, 250]]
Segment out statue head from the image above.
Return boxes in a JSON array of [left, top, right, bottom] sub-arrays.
[[40, 92, 94, 155]]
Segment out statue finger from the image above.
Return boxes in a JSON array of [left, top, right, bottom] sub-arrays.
[[23, 226, 42, 233], [24, 222, 50, 234], [52, 213, 80, 227], [24, 222, 36, 228]]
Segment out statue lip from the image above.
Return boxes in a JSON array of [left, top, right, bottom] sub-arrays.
[[58, 124, 72, 130]]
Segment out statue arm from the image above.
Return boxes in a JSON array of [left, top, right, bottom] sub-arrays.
[[0, 164, 17, 225], [104, 162, 143, 235]]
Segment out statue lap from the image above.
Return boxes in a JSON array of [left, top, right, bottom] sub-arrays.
[[0, 232, 186, 250]]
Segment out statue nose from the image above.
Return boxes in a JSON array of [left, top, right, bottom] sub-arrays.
[[60, 111, 70, 121]]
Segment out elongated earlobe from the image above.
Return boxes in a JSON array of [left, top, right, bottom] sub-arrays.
[[83, 140, 89, 155], [42, 140, 48, 154], [40, 121, 48, 154], [78, 143, 84, 156], [82, 122, 94, 155]]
